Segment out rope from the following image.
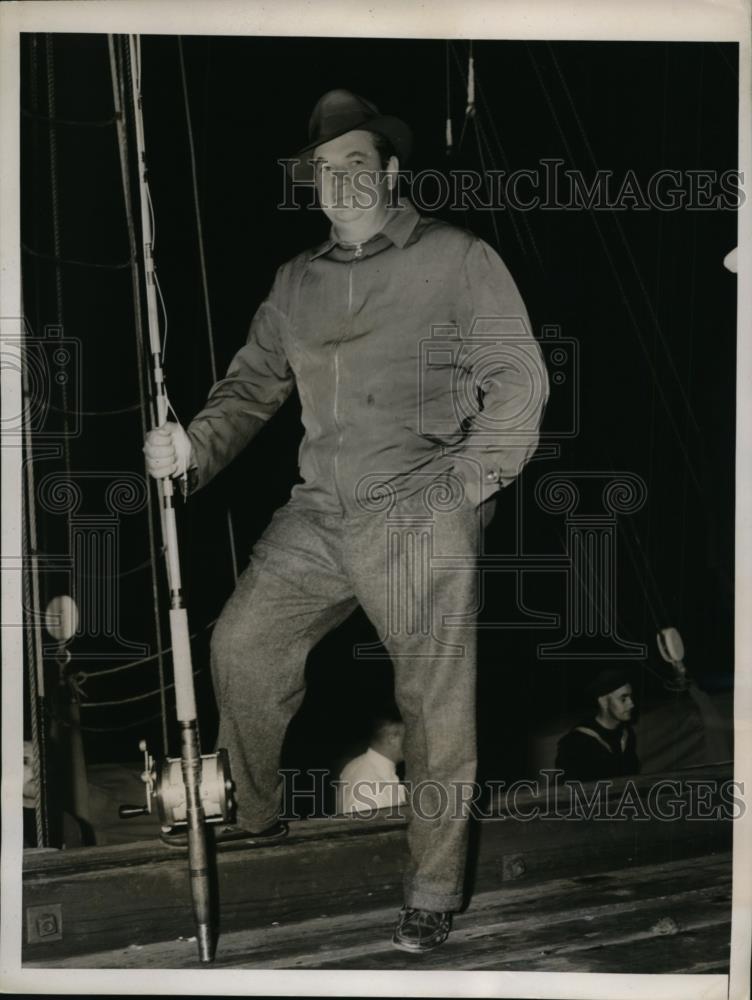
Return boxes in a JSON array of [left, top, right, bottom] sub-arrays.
[[473, 72, 545, 270], [22, 395, 48, 847], [71, 553, 157, 580], [43, 702, 166, 733], [178, 36, 217, 376], [528, 45, 705, 499], [445, 42, 453, 156], [449, 43, 537, 266], [110, 33, 170, 754], [545, 45, 706, 450], [79, 669, 204, 708], [78, 616, 218, 679], [472, 114, 502, 252], [178, 36, 239, 584], [45, 36, 70, 477], [25, 33, 49, 849], [21, 241, 134, 270], [21, 107, 120, 128], [544, 44, 731, 600], [677, 47, 704, 619], [46, 399, 142, 416], [465, 42, 476, 118], [641, 47, 669, 640]]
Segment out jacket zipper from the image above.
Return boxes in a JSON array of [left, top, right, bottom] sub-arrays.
[[332, 243, 363, 508]]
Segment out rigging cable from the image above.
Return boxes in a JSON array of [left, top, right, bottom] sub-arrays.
[[445, 41, 453, 156], [677, 47, 704, 620], [449, 42, 539, 268], [455, 43, 675, 644], [44, 36, 72, 539], [640, 47, 669, 643], [538, 43, 731, 599], [78, 669, 205, 708], [45, 32, 93, 826], [473, 72, 545, 271], [78, 615, 217, 680], [47, 400, 142, 417], [526, 43, 677, 630], [21, 107, 119, 128], [21, 243, 134, 270], [542, 44, 706, 470], [177, 36, 239, 583], [43, 702, 168, 734], [108, 34, 170, 755], [529, 44, 727, 636], [24, 35, 49, 849], [471, 109, 503, 253]]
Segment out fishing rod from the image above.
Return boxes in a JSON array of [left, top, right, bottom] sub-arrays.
[[115, 34, 233, 965]]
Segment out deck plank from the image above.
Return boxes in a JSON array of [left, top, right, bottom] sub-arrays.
[[23, 806, 732, 961], [25, 853, 731, 972]]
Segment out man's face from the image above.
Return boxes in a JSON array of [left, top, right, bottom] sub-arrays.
[[312, 129, 394, 225], [23, 741, 37, 808], [601, 684, 635, 723]]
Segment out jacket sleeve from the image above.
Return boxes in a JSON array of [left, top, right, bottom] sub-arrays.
[[186, 269, 295, 491], [449, 238, 549, 507]]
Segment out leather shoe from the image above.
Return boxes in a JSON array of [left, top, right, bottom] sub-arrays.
[[159, 820, 288, 850], [392, 906, 452, 952]]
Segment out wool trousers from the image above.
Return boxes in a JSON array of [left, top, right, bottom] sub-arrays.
[[211, 491, 480, 912]]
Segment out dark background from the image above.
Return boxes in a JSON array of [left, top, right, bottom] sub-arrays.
[[21, 34, 738, 789]]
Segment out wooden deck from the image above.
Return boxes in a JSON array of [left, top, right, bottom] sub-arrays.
[[26, 853, 731, 972], [22, 765, 734, 972]]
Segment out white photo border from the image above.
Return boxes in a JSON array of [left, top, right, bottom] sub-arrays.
[[1, 2, 750, 998]]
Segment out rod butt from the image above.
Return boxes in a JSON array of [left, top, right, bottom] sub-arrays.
[[197, 922, 214, 963]]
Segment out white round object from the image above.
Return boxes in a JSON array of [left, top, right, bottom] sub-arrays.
[[657, 626, 685, 663], [44, 594, 78, 643]]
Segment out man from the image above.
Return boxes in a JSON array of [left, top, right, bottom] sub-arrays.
[[338, 714, 407, 815], [555, 668, 640, 781], [144, 89, 548, 952]]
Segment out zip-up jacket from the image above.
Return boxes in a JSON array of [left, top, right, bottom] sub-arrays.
[[186, 199, 549, 513]]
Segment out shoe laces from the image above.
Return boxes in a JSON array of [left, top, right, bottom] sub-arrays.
[[401, 907, 447, 931]]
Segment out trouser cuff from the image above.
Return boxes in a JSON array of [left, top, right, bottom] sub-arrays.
[[235, 811, 278, 833], [403, 878, 464, 913]]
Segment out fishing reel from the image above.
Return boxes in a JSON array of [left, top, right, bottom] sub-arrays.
[[119, 740, 234, 831]]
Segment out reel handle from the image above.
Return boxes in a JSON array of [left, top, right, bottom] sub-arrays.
[[118, 740, 155, 822], [119, 804, 150, 818]]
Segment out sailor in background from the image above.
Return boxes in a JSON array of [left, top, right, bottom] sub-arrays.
[[338, 714, 407, 815], [556, 669, 641, 781]]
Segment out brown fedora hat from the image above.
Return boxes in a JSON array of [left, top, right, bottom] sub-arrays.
[[288, 89, 412, 182]]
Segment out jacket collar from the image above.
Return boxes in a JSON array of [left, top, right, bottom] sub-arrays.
[[309, 198, 420, 261]]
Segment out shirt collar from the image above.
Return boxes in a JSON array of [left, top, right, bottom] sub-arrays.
[[365, 746, 399, 774], [309, 198, 420, 261]]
